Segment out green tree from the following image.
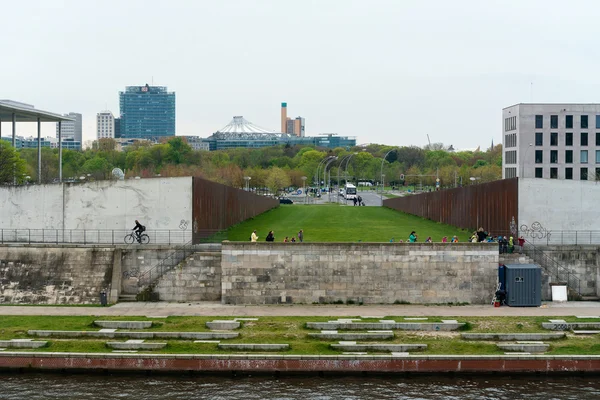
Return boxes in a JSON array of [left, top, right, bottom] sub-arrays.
[[265, 167, 291, 196], [82, 156, 111, 180], [0, 141, 28, 184]]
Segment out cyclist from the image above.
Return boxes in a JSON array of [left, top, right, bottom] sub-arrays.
[[132, 220, 146, 243]]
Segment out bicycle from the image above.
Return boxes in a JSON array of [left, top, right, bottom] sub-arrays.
[[124, 231, 150, 244]]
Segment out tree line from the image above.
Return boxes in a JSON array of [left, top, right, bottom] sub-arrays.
[[0, 138, 502, 193]]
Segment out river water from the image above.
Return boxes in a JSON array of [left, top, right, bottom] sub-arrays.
[[1, 373, 599, 399]]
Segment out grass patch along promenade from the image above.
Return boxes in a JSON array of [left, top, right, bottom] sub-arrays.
[[224, 205, 469, 243], [2, 315, 599, 356]]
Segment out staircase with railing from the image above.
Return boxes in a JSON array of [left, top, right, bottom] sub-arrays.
[[522, 239, 582, 298], [135, 240, 198, 301]]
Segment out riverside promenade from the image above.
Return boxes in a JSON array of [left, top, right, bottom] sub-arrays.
[[2, 301, 600, 375], [0, 301, 599, 317]]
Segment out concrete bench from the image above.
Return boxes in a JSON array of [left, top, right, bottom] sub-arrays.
[[462, 333, 565, 341], [27, 330, 238, 340], [107, 340, 166, 350], [206, 320, 241, 330], [94, 321, 153, 329], [218, 344, 289, 351], [330, 343, 427, 352], [497, 342, 549, 353], [542, 322, 600, 331], [308, 332, 394, 340], [0, 339, 48, 349], [573, 330, 600, 335], [306, 322, 464, 331]]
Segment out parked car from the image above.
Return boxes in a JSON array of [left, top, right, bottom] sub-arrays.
[[279, 197, 294, 204]]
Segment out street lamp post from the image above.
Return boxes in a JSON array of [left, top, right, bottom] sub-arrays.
[[243, 176, 251, 191], [301, 176, 307, 204], [380, 148, 396, 203], [324, 156, 337, 203]]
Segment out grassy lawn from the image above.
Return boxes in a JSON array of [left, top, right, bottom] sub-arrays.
[[1, 315, 598, 355], [223, 205, 469, 243]]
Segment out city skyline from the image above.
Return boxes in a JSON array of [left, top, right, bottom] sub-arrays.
[[3, 0, 600, 149]]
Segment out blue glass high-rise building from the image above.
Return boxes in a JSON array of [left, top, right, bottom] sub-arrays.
[[119, 84, 175, 139]]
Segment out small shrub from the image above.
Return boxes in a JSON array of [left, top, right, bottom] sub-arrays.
[[516, 323, 524, 330], [394, 300, 411, 305], [346, 299, 355, 305], [458, 322, 473, 331], [333, 300, 344, 305]]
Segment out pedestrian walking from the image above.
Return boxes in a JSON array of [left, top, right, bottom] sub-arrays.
[[353, 197, 358, 206], [250, 230, 258, 242], [266, 231, 275, 242], [357, 195, 363, 206], [298, 229, 304, 242], [408, 231, 417, 243], [518, 236, 525, 253]]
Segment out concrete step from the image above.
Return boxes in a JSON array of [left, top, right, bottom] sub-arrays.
[[330, 343, 427, 352], [118, 295, 138, 302], [95, 321, 153, 329], [581, 296, 600, 302]]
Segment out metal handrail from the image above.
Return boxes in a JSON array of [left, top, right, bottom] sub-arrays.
[[137, 240, 197, 291], [522, 239, 581, 295], [0, 228, 193, 245]]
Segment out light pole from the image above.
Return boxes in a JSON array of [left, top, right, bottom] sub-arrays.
[[380, 148, 396, 203], [315, 156, 332, 191], [324, 156, 337, 203], [244, 176, 251, 191], [520, 143, 533, 179], [336, 154, 354, 204], [301, 176, 307, 204]]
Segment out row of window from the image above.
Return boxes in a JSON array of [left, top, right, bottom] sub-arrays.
[[535, 132, 600, 146], [505, 150, 517, 164], [504, 116, 517, 132], [532, 167, 600, 180], [533, 149, 600, 164], [505, 133, 516, 148], [535, 114, 600, 129]]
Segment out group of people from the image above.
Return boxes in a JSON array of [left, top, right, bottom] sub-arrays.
[[395, 231, 459, 243], [352, 195, 365, 206], [251, 229, 304, 243], [467, 228, 526, 254]]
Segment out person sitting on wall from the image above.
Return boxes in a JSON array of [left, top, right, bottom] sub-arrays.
[[266, 231, 275, 242], [251, 230, 258, 242], [132, 220, 145, 243]]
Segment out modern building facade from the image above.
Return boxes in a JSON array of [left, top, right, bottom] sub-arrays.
[[55, 112, 82, 147], [96, 111, 115, 139], [1, 136, 81, 150], [114, 118, 121, 138], [503, 104, 600, 181], [204, 116, 354, 151], [119, 84, 175, 140]]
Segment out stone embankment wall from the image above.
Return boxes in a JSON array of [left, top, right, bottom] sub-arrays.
[[221, 243, 499, 305], [535, 245, 600, 297], [153, 252, 222, 302], [0, 245, 114, 304]]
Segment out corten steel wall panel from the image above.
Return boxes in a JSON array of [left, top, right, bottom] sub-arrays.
[[383, 178, 518, 234], [192, 177, 279, 243]]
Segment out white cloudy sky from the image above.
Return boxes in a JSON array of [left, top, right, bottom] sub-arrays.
[[2, 0, 600, 149]]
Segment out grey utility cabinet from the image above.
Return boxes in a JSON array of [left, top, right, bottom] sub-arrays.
[[504, 264, 542, 307]]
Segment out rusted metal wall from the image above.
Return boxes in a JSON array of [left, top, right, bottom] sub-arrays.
[[383, 178, 518, 234], [192, 177, 279, 243]]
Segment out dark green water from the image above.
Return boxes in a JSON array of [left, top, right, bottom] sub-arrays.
[[1, 373, 599, 399]]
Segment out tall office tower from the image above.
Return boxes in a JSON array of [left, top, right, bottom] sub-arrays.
[[119, 84, 176, 139], [56, 112, 82, 142], [281, 102, 287, 133], [96, 111, 115, 139]]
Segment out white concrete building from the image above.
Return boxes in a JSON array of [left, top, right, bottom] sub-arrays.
[[55, 112, 82, 144], [96, 111, 115, 139], [503, 104, 600, 181]]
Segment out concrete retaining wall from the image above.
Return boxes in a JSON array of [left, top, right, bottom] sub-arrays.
[[221, 242, 499, 305], [0, 245, 114, 304], [0, 177, 193, 232]]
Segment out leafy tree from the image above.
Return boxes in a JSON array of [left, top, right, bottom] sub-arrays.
[[265, 167, 291, 196], [82, 156, 111, 180], [0, 141, 28, 184]]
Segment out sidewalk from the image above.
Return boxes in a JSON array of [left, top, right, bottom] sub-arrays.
[[0, 301, 598, 317]]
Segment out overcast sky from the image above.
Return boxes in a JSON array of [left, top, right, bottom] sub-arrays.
[[2, 0, 600, 149]]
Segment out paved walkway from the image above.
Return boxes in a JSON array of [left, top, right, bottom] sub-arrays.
[[0, 301, 599, 317]]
